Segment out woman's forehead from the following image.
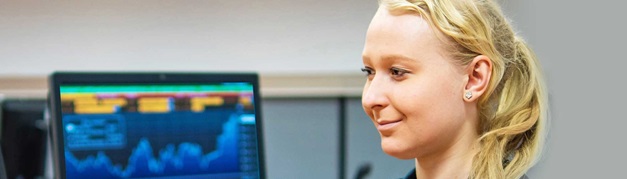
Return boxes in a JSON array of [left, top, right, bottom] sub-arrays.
[[363, 8, 448, 64]]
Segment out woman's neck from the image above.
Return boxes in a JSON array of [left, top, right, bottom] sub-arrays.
[[414, 124, 479, 179]]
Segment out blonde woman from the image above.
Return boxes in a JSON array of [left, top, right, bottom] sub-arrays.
[[360, 0, 547, 178]]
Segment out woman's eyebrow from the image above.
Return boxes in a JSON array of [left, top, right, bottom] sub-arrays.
[[363, 54, 421, 68], [363, 54, 418, 62], [380, 54, 418, 63]]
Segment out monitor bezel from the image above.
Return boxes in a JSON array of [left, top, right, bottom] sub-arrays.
[[48, 72, 266, 179]]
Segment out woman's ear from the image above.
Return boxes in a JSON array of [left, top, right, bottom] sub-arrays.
[[464, 55, 492, 102]]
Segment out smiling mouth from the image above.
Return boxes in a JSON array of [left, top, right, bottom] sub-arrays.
[[376, 119, 402, 132]]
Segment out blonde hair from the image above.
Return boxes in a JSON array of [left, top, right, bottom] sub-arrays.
[[379, 0, 549, 178]]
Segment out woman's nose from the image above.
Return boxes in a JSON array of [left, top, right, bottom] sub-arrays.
[[361, 76, 389, 111]]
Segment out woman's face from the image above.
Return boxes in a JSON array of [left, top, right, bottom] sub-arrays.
[[361, 7, 471, 159]]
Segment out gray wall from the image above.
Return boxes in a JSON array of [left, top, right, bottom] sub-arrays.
[[0, 0, 375, 75], [262, 99, 339, 179], [500, 0, 627, 178], [3, 0, 627, 178]]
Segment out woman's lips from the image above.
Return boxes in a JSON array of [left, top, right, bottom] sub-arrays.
[[376, 119, 402, 133]]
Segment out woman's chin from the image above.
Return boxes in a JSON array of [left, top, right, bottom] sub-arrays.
[[381, 138, 416, 159]]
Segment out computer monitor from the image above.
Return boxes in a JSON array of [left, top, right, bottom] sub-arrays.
[[48, 72, 265, 179]]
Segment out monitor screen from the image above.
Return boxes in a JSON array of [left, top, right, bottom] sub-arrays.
[[49, 73, 264, 179]]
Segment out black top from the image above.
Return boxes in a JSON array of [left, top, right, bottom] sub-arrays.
[[402, 168, 529, 179], [403, 168, 416, 179]]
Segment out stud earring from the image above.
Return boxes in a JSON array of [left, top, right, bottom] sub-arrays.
[[465, 91, 473, 99]]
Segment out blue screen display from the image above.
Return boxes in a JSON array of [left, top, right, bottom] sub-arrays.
[[59, 84, 260, 178]]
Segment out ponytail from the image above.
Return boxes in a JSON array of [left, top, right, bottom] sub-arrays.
[[472, 37, 548, 179]]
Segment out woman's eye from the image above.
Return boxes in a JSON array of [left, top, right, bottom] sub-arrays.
[[361, 67, 374, 76], [390, 67, 409, 78]]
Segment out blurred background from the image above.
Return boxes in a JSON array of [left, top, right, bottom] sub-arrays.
[[0, 0, 625, 178]]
